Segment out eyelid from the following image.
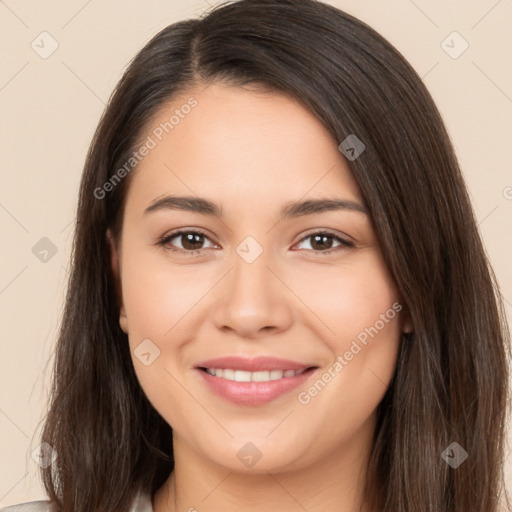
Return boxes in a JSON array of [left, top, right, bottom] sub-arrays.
[[294, 227, 354, 245], [291, 229, 355, 254], [156, 228, 217, 253], [156, 227, 355, 255]]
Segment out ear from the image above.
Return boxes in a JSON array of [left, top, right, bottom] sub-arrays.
[[107, 229, 128, 334]]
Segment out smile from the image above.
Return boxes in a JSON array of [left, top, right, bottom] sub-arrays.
[[202, 367, 308, 382], [194, 356, 319, 405]]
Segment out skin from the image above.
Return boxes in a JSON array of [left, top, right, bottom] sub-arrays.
[[108, 82, 413, 512]]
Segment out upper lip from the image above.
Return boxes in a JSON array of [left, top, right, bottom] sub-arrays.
[[195, 356, 317, 372]]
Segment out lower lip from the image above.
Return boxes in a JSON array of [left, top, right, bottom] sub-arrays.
[[195, 368, 317, 406]]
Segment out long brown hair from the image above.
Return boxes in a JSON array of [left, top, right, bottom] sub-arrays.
[[38, 1, 511, 510]]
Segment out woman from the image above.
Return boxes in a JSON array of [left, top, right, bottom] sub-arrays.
[[3, 0, 510, 511]]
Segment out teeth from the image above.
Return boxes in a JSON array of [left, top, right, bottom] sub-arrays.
[[222, 368, 235, 380], [235, 370, 251, 382], [270, 370, 284, 380], [204, 367, 307, 381], [252, 370, 270, 382]]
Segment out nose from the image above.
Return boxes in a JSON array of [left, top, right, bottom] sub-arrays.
[[211, 247, 294, 339]]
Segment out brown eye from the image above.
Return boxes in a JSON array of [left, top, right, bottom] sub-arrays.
[[294, 231, 354, 254], [175, 232, 206, 251], [157, 230, 215, 254], [156, 229, 354, 257]]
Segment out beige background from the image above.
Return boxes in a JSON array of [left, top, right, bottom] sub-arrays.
[[1, 0, 511, 507]]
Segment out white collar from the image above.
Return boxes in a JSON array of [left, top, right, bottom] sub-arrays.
[[130, 489, 154, 512]]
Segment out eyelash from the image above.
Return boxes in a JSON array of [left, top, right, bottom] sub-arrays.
[[155, 229, 355, 257]]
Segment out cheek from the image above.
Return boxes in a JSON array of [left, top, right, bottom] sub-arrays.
[[293, 251, 402, 349], [120, 244, 207, 339], [120, 245, 204, 420], [294, 253, 403, 406]]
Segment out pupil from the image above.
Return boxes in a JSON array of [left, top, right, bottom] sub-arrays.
[[183, 233, 203, 250], [312, 234, 332, 251]]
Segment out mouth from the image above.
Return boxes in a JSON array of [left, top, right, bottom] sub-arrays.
[[193, 357, 320, 406], [197, 366, 316, 382]]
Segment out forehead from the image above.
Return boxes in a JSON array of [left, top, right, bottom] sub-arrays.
[[124, 83, 364, 216]]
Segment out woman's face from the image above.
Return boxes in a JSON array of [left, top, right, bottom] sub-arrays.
[[109, 83, 412, 473]]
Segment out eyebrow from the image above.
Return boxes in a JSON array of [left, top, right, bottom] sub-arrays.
[[143, 195, 369, 219]]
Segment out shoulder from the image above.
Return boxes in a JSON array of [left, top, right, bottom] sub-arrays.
[[0, 500, 53, 512], [0, 490, 153, 512]]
